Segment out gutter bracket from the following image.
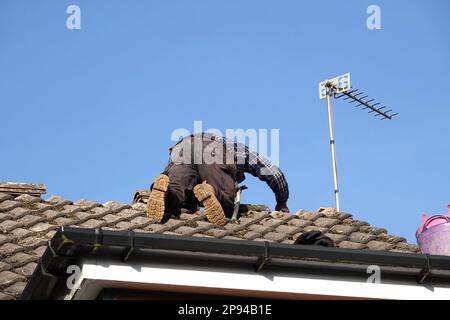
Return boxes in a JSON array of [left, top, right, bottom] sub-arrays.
[[122, 230, 135, 262], [254, 241, 271, 273], [39, 260, 57, 277], [91, 228, 103, 253], [417, 254, 432, 284]]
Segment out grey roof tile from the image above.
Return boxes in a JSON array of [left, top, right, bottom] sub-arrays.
[[54, 217, 77, 226], [0, 271, 24, 288], [204, 228, 227, 238], [317, 207, 339, 217], [16, 214, 44, 228], [15, 194, 42, 204], [191, 233, 213, 238], [102, 214, 124, 224], [103, 201, 131, 212], [31, 246, 47, 257], [0, 220, 21, 232], [270, 211, 294, 220], [287, 218, 312, 228], [16, 236, 48, 249], [330, 224, 357, 235], [0, 243, 24, 256], [341, 218, 369, 228], [253, 237, 273, 243], [10, 228, 33, 240], [238, 217, 260, 225], [79, 219, 106, 229], [0, 234, 8, 246], [302, 225, 328, 233], [173, 226, 196, 235], [29, 202, 53, 214], [116, 208, 141, 219], [337, 213, 354, 220], [179, 212, 198, 221], [73, 199, 101, 211], [337, 241, 367, 250], [260, 217, 285, 228], [366, 241, 395, 251], [313, 217, 339, 228], [59, 205, 83, 215], [4, 252, 37, 268], [359, 225, 388, 235], [29, 222, 57, 233], [248, 224, 270, 234], [245, 211, 270, 219], [0, 292, 14, 300], [143, 223, 167, 233], [129, 216, 154, 227], [296, 210, 324, 221], [222, 236, 244, 241], [263, 232, 286, 242], [0, 200, 21, 212], [194, 221, 215, 228], [348, 232, 377, 244], [375, 234, 406, 244], [90, 206, 114, 217], [395, 242, 420, 253], [13, 262, 37, 278], [243, 231, 262, 240], [42, 209, 66, 220], [159, 231, 179, 236], [0, 261, 11, 272], [45, 230, 57, 239], [3, 281, 26, 297], [131, 203, 146, 211], [223, 222, 243, 231], [275, 225, 302, 235], [324, 233, 347, 244], [0, 193, 13, 202], [7, 207, 31, 220], [46, 195, 72, 206], [158, 218, 186, 229], [0, 213, 12, 223], [113, 221, 135, 230]]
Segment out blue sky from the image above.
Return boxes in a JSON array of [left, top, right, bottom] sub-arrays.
[[1, 0, 449, 243]]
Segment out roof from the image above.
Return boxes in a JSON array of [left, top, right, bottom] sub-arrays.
[[0, 187, 420, 300], [22, 227, 450, 300]]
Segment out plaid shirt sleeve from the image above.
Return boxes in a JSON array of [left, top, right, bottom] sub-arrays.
[[236, 142, 289, 203]]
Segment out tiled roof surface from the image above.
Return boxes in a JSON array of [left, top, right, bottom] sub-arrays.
[[0, 191, 419, 300]]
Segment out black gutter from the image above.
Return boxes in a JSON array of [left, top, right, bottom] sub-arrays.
[[21, 226, 450, 300]]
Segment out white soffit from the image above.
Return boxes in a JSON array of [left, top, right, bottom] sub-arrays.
[[70, 259, 450, 300]]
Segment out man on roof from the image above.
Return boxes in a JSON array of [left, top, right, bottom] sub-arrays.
[[147, 132, 290, 226]]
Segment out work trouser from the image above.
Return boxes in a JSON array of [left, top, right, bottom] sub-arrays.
[[161, 136, 238, 217]]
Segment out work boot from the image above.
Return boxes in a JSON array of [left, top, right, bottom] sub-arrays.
[[193, 182, 227, 226], [147, 174, 170, 222]]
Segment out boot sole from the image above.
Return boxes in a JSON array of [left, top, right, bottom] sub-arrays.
[[146, 174, 170, 222], [193, 183, 227, 226]]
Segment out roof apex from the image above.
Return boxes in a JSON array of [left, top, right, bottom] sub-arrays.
[[0, 182, 46, 197]]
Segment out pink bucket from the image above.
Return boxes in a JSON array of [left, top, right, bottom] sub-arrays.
[[416, 205, 450, 256]]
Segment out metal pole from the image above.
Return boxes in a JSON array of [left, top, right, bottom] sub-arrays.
[[326, 87, 341, 212]]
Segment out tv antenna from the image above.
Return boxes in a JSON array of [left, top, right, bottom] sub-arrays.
[[318, 73, 398, 212]]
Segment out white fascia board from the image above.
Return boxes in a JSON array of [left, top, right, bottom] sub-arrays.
[[71, 259, 450, 300]]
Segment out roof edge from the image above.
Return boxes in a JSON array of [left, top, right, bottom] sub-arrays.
[[21, 226, 450, 299]]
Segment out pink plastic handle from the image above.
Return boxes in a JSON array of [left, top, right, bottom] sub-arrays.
[[422, 215, 450, 232]]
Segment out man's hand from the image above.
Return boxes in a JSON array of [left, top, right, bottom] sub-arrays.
[[275, 202, 290, 213]]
